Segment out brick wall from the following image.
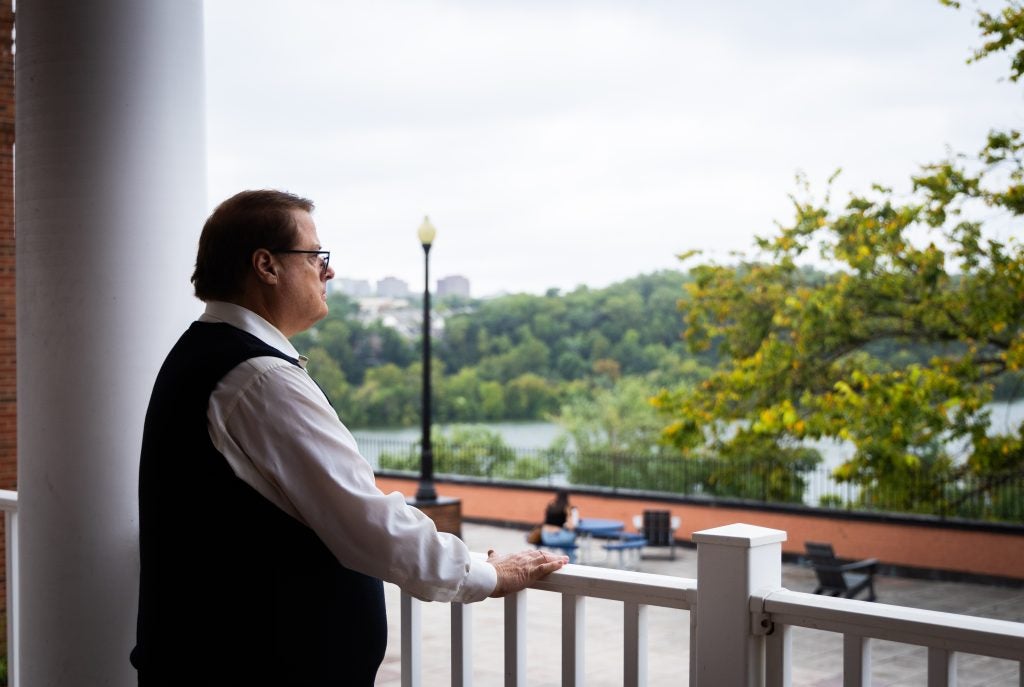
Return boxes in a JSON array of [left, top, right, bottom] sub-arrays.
[[376, 476, 1024, 583], [0, 0, 14, 650]]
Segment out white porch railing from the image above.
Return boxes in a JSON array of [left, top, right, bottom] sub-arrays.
[[0, 491, 1020, 686], [401, 560, 697, 686], [399, 523, 1024, 686], [753, 589, 1024, 687]]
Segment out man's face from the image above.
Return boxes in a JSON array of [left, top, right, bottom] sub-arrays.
[[274, 209, 334, 337]]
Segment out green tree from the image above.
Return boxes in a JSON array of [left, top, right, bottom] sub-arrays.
[[304, 346, 352, 411], [379, 425, 548, 480], [552, 377, 685, 491], [478, 380, 507, 420], [612, 329, 648, 375], [555, 350, 590, 380], [505, 372, 560, 419], [352, 363, 419, 427], [477, 333, 551, 382], [292, 293, 416, 386], [437, 366, 484, 422], [655, 1, 1024, 518], [435, 271, 693, 387], [363, 322, 416, 373]]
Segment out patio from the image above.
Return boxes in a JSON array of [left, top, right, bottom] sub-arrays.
[[375, 521, 1024, 686]]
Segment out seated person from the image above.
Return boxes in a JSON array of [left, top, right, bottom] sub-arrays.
[[541, 489, 578, 563]]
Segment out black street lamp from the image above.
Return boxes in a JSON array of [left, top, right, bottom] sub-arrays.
[[415, 216, 438, 503]]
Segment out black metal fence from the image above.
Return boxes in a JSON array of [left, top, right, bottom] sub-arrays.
[[356, 434, 1024, 524]]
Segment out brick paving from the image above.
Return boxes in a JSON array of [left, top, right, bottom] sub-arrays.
[[375, 522, 1024, 686]]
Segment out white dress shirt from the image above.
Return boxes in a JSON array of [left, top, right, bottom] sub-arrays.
[[200, 301, 497, 603]]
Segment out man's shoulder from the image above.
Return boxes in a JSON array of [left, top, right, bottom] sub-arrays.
[[180, 321, 297, 364], [155, 322, 299, 392]]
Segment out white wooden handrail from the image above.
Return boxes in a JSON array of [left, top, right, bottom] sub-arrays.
[[528, 563, 696, 610], [397, 528, 1024, 686], [400, 559, 696, 686], [752, 588, 1024, 661], [752, 588, 1024, 685]]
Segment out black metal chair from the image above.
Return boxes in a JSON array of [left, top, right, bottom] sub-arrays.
[[804, 541, 878, 601], [632, 510, 680, 560]]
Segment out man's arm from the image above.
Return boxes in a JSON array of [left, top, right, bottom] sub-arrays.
[[208, 357, 565, 602]]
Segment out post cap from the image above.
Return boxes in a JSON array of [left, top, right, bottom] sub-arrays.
[[691, 523, 787, 548]]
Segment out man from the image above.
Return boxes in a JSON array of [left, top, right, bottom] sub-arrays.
[[132, 190, 566, 685]]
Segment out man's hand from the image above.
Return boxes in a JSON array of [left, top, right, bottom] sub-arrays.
[[487, 548, 569, 597]]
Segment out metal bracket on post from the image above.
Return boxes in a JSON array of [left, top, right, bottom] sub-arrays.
[[751, 610, 774, 636], [749, 587, 784, 636]]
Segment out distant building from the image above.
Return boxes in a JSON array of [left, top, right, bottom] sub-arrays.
[[437, 274, 470, 298], [333, 278, 372, 297], [355, 296, 445, 339], [376, 276, 410, 298], [357, 296, 413, 330]]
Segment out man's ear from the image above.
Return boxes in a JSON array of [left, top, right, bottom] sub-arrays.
[[252, 249, 279, 284]]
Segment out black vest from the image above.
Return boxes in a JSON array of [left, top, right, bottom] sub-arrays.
[[132, 322, 386, 686]]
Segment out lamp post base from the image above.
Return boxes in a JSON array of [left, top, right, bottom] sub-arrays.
[[407, 495, 463, 539]]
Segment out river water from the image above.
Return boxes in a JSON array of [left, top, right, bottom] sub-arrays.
[[352, 401, 1024, 472]]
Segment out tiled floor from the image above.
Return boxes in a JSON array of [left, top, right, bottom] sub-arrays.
[[375, 522, 1024, 686]]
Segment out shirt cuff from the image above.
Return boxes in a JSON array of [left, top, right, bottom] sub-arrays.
[[453, 552, 498, 603]]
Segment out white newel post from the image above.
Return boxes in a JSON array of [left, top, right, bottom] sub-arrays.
[[692, 523, 787, 687], [16, 0, 205, 684]]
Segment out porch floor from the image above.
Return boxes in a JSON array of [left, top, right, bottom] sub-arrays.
[[375, 522, 1024, 686]]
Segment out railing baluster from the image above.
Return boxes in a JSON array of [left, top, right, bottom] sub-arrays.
[[401, 592, 421, 687], [505, 591, 526, 687], [452, 602, 472, 687], [688, 604, 697, 687], [765, 623, 791, 687], [927, 647, 956, 687], [562, 593, 585, 686], [843, 633, 871, 687], [5, 507, 16, 687], [623, 601, 648, 687]]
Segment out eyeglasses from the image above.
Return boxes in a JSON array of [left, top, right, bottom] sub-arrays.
[[272, 249, 331, 277]]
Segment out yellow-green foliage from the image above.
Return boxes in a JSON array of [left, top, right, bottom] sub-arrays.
[[656, 1, 1024, 518]]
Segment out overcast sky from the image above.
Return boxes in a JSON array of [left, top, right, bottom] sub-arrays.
[[204, 0, 1019, 297]]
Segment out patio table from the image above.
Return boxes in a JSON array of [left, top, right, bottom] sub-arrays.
[[575, 518, 625, 563]]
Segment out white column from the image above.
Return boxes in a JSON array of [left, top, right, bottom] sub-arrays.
[[16, 0, 205, 684], [692, 523, 787, 687]]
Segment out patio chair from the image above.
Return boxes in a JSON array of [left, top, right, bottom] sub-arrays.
[[631, 510, 681, 560], [804, 541, 878, 601]]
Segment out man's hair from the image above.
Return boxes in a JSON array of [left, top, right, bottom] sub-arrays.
[[191, 189, 315, 302]]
